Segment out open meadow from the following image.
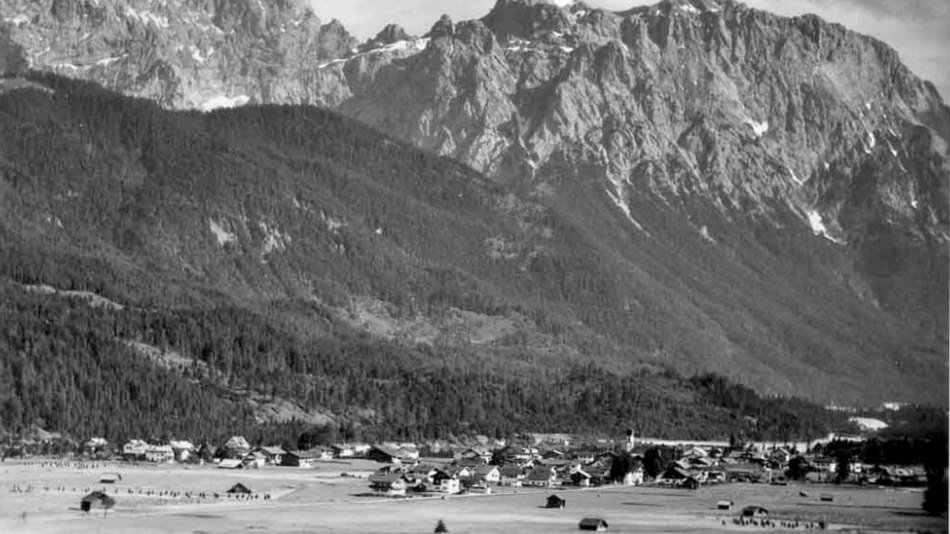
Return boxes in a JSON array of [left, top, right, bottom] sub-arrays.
[[1, 459, 945, 534]]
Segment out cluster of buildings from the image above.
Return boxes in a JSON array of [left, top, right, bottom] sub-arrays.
[[364, 443, 648, 497], [18, 432, 919, 492]]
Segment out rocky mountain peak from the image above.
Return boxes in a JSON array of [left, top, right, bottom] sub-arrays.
[[481, 0, 576, 41]]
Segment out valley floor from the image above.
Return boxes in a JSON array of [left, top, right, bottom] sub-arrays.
[[0, 459, 944, 533]]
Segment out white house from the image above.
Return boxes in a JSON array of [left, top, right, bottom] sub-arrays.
[[438, 477, 461, 494], [169, 440, 195, 462], [122, 439, 149, 460], [499, 465, 524, 486], [145, 445, 174, 463]]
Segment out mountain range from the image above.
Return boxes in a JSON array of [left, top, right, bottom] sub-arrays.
[[0, 0, 946, 439]]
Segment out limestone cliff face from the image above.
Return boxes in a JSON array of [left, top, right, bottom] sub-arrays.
[[0, 0, 360, 108], [2, 0, 947, 400], [336, 0, 949, 335]]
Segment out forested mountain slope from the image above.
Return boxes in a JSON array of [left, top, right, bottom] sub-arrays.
[[0, 75, 857, 443]]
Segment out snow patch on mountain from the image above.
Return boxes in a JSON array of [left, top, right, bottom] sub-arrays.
[[605, 185, 649, 236], [124, 7, 169, 29], [4, 14, 29, 27], [260, 222, 291, 258], [199, 95, 250, 111], [807, 211, 845, 245], [863, 131, 876, 154], [788, 167, 805, 186], [190, 45, 213, 63], [209, 219, 236, 245], [96, 56, 125, 67], [746, 120, 769, 137], [679, 3, 701, 14]]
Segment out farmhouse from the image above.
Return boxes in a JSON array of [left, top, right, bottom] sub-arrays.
[[459, 447, 492, 464], [80, 491, 115, 513], [122, 439, 149, 461], [224, 436, 252, 458], [144, 445, 174, 463], [169, 440, 195, 462], [281, 449, 327, 468], [473, 465, 500, 484], [524, 466, 558, 487], [368, 472, 407, 496], [621, 465, 644, 486], [196, 442, 218, 462], [367, 445, 404, 464], [242, 451, 267, 468], [256, 446, 286, 465], [405, 464, 439, 486], [570, 469, 592, 487], [438, 476, 461, 494], [499, 465, 524, 486], [218, 458, 243, 469], [84, 437, 109, 455]]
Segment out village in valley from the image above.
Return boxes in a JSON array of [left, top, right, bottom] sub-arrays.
[[2, 414, 944, 534]]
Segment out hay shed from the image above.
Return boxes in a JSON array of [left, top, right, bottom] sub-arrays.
[[99, 473, 121, 484], [741, 505, 769, 518], [227, 483, 252, 494], [80, 491, 115, 512], [546, 494, 566, 509], [578, 517, 608, 531]]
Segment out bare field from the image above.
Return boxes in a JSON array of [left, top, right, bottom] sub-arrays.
[[1, 460, 945, 533]]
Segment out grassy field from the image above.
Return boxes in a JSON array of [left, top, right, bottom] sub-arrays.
[[0, 459, 945, 533]]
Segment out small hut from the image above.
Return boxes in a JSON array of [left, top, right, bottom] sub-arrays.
[[99, 473, 121, 484], [546, 494, 566, 509], [578, 517, 608, 531], [227, 483, 252, 495], [820, 493, 834, 502], [740, 505, 769, 518], [716, 500, 732, 510], [80, 491, 115, 513]]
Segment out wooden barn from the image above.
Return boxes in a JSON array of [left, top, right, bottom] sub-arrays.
[[546, 494, 566, 509], [227, 483, 252, 495], [578, 517, 608, 531], [80, 491, 115, 513]]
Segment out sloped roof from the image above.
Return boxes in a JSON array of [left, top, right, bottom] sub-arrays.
[[227, 483, 252, 494], [81, 491, 115, 506], [526, 466, 555, 480], [225, 436, 251, 450], [499, 465, 524, 477], [368, 472, 405, 485]]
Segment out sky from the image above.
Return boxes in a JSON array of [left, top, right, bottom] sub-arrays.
[[308, 0, 949, 102]]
